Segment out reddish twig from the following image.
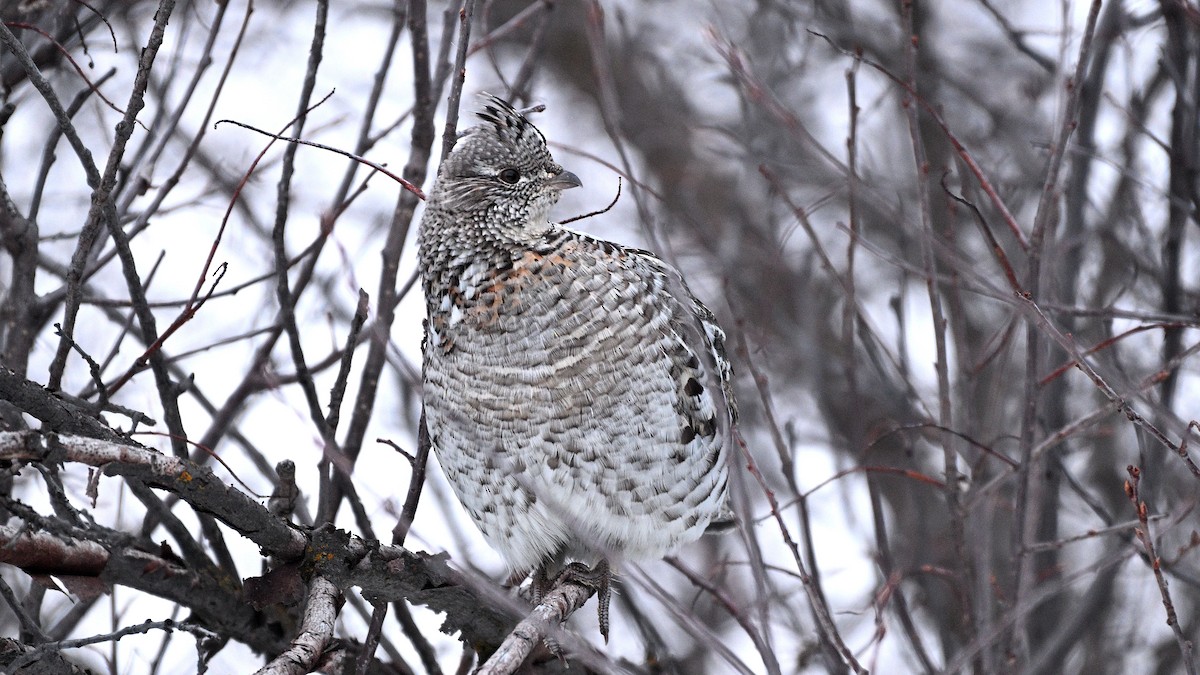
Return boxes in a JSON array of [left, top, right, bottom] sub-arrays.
[[808, 29, 1030, 251], [666, 557, 779, 675], [104, 262, 227, 396], [3, 21, 136, 125], [1018, 296, 1200, 482], [130, 430, 265, 498], [941, 173, 1024, 293], [795, 465, 946, 507], [1041, 322, 1190, 386], [1124, 466, 1197, 675], [736, 429, 867, 674], [867, 422, 1020, 469], [1022, 514, 1169, 554]]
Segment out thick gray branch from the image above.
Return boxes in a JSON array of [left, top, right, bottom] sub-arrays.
[[254, 576, 342, 675], [476, 582, 592, 675], [0, 430, 308, 558], [0, 431, 523, 653]]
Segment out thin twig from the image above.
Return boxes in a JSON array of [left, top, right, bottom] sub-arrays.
[[1125, 466, 1197, 675], [560, 177, 621, 224], [0, 574, 49, 643], [736, 429, 866, 674], [334, 0, 439, 524], [8, 618, 219, 672], [667, 557, 781, 675], [215, 119, 425, 199], [440, 0, 476, 159]]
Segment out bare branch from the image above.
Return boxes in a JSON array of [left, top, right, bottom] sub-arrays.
[[254, 576, 343, 675], [475, 580, 592, 675]]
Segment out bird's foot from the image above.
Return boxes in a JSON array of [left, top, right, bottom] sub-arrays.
[[555, 559, 612, 643], [528, 566, 570, 662], [528, 559, 613, 656]]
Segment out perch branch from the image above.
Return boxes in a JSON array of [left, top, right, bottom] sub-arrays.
[[475, 581, 593, 675], [254, 576, 343, 675]]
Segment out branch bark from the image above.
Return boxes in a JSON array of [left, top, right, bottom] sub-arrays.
[[475, 581, 592, 675], [255, 576, 343, 675], [0, 430, 523, 655]]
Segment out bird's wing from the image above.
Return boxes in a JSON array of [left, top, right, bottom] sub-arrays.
[[617, 244, 738, 533], [620, 244, 737, 434]]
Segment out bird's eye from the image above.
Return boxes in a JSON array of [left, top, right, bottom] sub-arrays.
[[498, 168, 521, 184]]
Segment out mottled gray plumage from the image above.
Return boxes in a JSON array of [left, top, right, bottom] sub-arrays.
[[417, 95, 736, 632]]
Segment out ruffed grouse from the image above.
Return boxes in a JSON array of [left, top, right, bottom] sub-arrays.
[[417, 94, 736, 640]]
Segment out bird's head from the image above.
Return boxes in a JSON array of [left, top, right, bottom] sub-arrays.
[[430, 94, 581, 232]]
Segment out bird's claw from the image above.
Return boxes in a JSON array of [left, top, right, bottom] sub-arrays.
[[555, 560, 611, 643]]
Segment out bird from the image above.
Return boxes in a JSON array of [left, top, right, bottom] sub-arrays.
[[416, 94, 736, 641]]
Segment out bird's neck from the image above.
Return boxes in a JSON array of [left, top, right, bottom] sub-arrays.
[[421, 199, 554, 251], [417, 205, 557, 308]]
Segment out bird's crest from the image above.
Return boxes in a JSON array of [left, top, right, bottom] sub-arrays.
[[476, 93, 546, 147]]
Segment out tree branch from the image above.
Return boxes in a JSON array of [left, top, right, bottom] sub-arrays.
[[254, 576, 343, 675], [475, 580, 592, 675]]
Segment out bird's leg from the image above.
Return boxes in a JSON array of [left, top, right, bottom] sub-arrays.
[[531, 564, 554, 606], [529, 562, 570, 662], [529, 558, 614, 657], [555, 559, 612, 643]]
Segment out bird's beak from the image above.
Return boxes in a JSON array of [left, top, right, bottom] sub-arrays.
[[548, 170, 582, 190]]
